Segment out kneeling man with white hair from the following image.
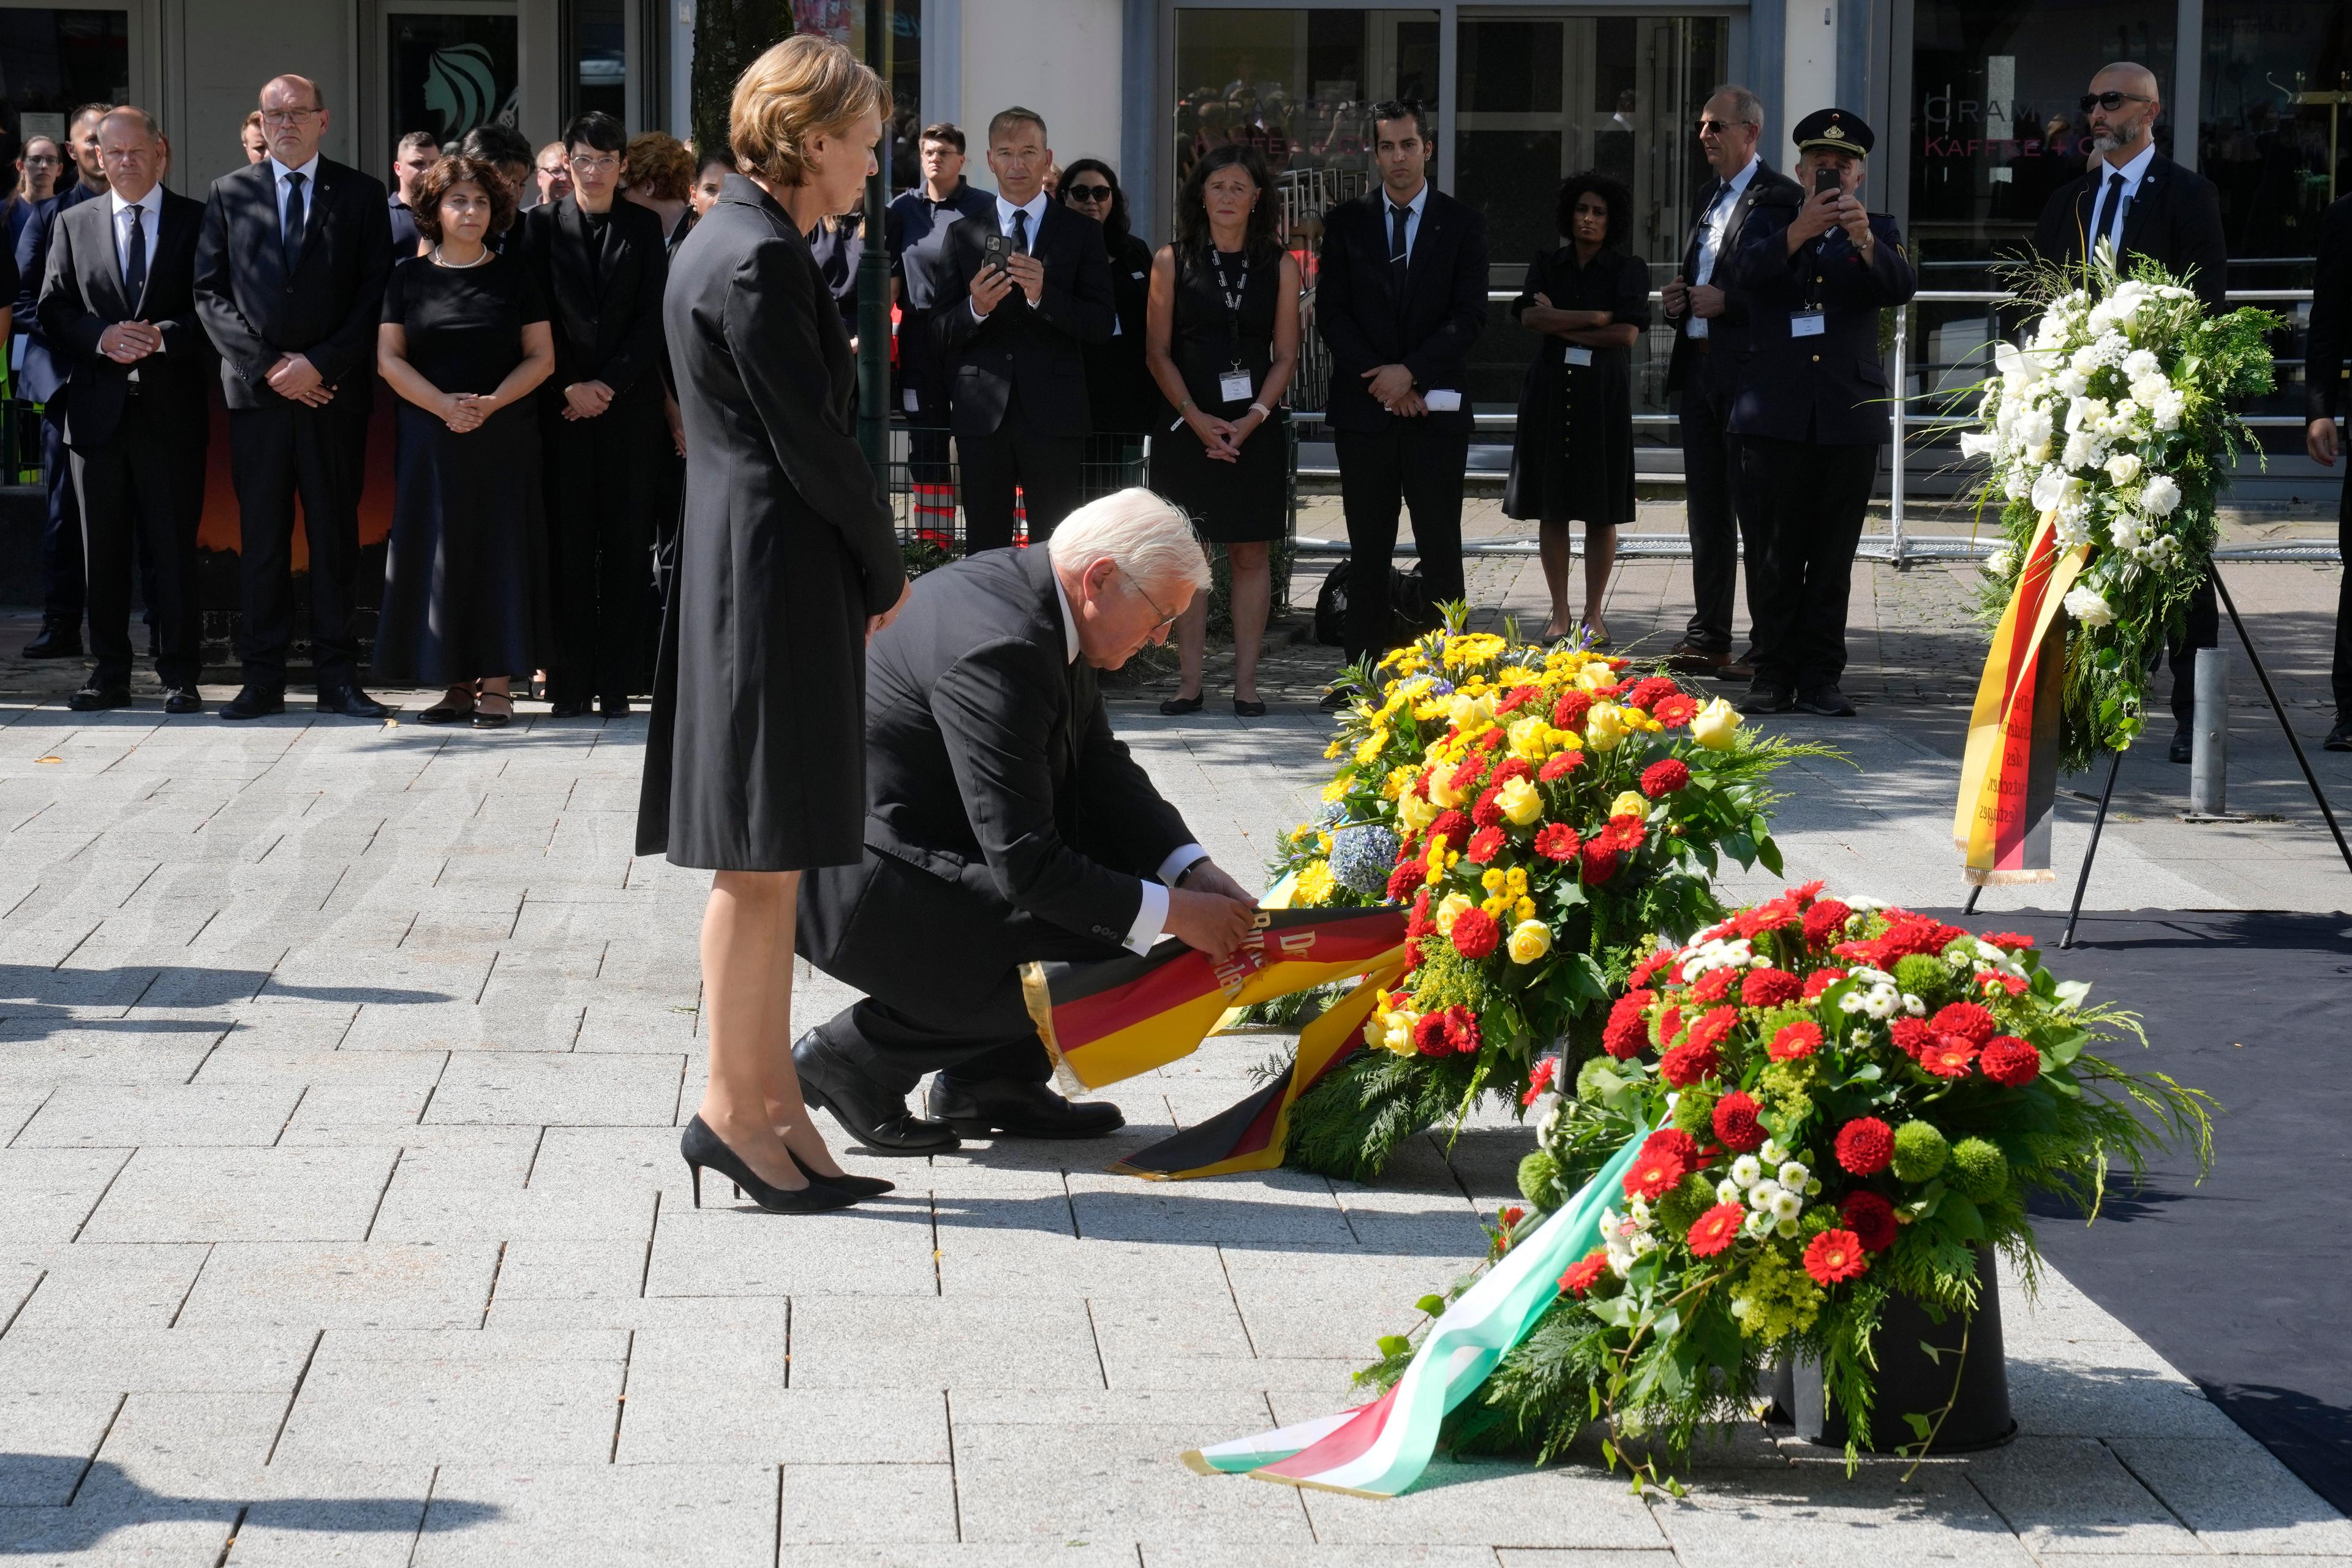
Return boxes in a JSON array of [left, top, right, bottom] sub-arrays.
[[794, 489, 1261, 1150]]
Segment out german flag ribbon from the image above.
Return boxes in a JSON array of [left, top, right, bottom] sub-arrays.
[[1953, 512, 2090, 885], [1181, 1128, 1646, 1496], [1019, 904, 1408, 1180]]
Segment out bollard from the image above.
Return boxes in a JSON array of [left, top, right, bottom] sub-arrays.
[[2188, 646, 2230, 817]]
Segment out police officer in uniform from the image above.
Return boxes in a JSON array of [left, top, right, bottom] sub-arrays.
[[1725, 109, 1915, 718]]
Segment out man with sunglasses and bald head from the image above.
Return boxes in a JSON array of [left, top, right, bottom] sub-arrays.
[[2031, 61, 2229, 764]]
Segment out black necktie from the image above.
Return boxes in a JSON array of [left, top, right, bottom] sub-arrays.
[[282, 171, 307, 275], [1011, 206, 1030, 254], [122, 203, 147, 309], [2094, 170, 2125, 259], [1389, 201, 1411, 283]]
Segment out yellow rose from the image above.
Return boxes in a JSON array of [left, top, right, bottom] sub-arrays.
[[1585, 701, 1630, 751], [1384, 1013, 1419, 1054], [1435, 893, 1472, 935], [1446, 691, 1495, 733], [1691, 696, 1741, 751], [1507, 715, 1551, 761], [1427, 766, 1467, 809], [1610, 790, 1649, 821], [1506, 920, 1553, 965], [1576, 663, 1615, 693], [1398, 791, 1438, 832], [1498, 774, 1544, 826]]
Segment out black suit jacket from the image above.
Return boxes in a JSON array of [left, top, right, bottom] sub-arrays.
[[1314, 187, 1489, 434], [517, 194, 670, 412], [853, 545, 1193, 956], [193, 157, 393, 410], [932, 198, 1115, 437], [2305, 194, 2352, 423], [2032, 153, 2229, 313], [36, 190, 212, 450], [1725, 199, 1917, 445], [1664, 160, 1805, 392]]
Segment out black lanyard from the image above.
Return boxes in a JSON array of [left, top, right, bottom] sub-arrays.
[[1210, 248, 1251, 369]]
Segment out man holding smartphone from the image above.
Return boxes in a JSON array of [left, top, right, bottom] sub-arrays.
[[1722, 108, 1915, 719], [932, 107, 1115, 552]]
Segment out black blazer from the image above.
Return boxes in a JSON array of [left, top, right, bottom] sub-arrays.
[[2032, 153, 2229, 313], [516, 194, 670, 412], [1085, 228, 1158, 437], [1724, 198, 1917, 445], [13, 183, 104, 404], [932, 198, 1115, 437], [854, 545, 1193, 948], [193, 157, 393, 410], [2305, 194, 2352, 422], [1664, 160, 1805, 391], [36, 190, 211, 450], [1313, 186, 1490, 435]]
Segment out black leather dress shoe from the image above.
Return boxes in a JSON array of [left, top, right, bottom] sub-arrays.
[[67, 685, 130, 712], [548, 698, 592, 718], [2168, 726, 2195, 764], [1794, 685, 1857, 718], [926, 1077, 1126, 1140], [21, 622, 81, 659], [163, 687, 204, 715], [792, 1032, 959, 1153], [219, 685, 285, 721], [1738, 680, 1795, 716], [2327, 718, 2352, 753], [598, 695, 631, 718], [317, 685, 390, 719]]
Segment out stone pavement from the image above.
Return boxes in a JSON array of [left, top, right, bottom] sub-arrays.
[[2, 670, 2349, 1564]]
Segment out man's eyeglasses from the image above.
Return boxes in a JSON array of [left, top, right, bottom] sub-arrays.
[[568, 154, 619, 173], [2081, 91, 2152, 113], [260, 108, 321, 127], [1065, 183, 1114, 203], [1695, 118, 1754, 136], [1120, 566, 1180, 631]]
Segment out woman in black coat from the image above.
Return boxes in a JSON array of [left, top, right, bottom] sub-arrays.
[[1060, 159, 1156, 489], [637, 35, 910, 1214], [1503, 172, 1649, 644]]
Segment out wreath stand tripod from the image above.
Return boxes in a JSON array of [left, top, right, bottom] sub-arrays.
[[1964, 569, 2352, 948]]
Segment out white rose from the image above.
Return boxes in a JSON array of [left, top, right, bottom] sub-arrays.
[[2105, 452, 2143, 486], [2129, 373, 2170, 408], [1985, 546, 2015, 577], [2064, 585, 2115, 627], [2141, 473, 2181, 516]]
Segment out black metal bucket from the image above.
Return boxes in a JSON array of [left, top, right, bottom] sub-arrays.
[[1768, 1244, 2017, 1453]]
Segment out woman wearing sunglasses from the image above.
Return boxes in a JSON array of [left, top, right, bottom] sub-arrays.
[[1061, 159, 1158, 492]]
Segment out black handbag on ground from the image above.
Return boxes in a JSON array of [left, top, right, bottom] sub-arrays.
[[1314, 558, 1444, 649]]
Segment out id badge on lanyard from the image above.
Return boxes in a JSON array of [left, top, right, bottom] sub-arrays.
[[1218, 368, 1254, 404], [1791, 311, 1826, 338], [1564, 345, 1594, 366]]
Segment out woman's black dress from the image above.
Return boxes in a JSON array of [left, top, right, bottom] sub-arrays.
[[1148, 244, 1287, 545], [636, 174, 905, 871], [1503, 246, 1651, 526], [1082, 227, 1158, 473], [373, 253, 552, 685]]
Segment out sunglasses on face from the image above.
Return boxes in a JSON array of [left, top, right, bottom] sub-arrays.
[[1066, 184, 1113, 202], [2081, 91, 2152, 113], [1695, 119, 1753, 135]]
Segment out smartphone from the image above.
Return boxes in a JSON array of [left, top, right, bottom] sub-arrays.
[[981, 233, 1012, 273], [1815, 166, 1842, 198]]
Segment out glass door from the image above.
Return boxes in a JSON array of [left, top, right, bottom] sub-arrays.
[[386, 2, 521, 151]]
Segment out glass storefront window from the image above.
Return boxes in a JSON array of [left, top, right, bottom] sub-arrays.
[[2200, 0, 2352, 261], [791, 0, 922, 191], [0, 9, 130, 164], [390, 12, 521, 146]]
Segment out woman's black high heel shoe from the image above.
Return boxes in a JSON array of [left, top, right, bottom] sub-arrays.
[[783, 1146, 894, 1197], [680, 1116, 858, 1213]]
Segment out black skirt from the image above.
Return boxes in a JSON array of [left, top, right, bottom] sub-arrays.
[[372, 400, 551, 684], [1502, 246, 1650, 527]]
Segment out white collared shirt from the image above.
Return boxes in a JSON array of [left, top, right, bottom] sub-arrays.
[[1381, 181, 1430, 263], [2093, 139, 2158, 258], [266, 152, 322, 236], [995, 189, 1050, 249], [1053, 571, 1209, 954], [1687, 154, 1760, 339], [109, 184, 162, 296]]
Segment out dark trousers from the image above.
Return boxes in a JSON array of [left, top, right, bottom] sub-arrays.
[[39, 410, 85, 627], [908, 419, 954, 488], [1334, 424, 1470, 665], [2336, 485, 2352, 719], [545, 401, 659, 703], [228, 398, 369, 688], [1678, 354, 1769, 654], [71, 397, 206, 689], [1741, 435, 1877, 692], [960, 405, 1084, 552], [2167, 569, 2220, 726]]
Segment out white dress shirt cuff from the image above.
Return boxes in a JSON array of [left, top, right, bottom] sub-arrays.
[[1121, 843, 1211, 954]]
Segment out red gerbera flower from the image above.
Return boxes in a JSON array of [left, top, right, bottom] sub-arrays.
[[1684, 1006, 1738, 1051], [1877, 916, 1968, 963], [1428, 810, 1474, 849], [1602, 990, 1654, 1060], [1442, 1007, 1482, 1055], [1449, 908, 1500, 960], [1842, 1191, 1899, 1253], [1628, 948, 1676, 989], [1412, 1012, 1451, 1058], [1922, 1037, 1979, 1078], [1929, 1002, 1999, 1045], [1769, 1020, 1823, 1061], [1476, 728, 1506, 752], [1539, 751, 1581, 782], [1801, 900, 1853, 948], [1495, 684, 1540, 717], [1580, 841, 1621, 884], [1604, 813, 1648, 853], [1491, 756, 1533, 788], [1981, 971, 2030, 997], [1533, 823, 1581, 862], [1980, 1035, 2041, 1087], [1801, 967, 1849, 1001], [1653, 693, 1698, 729], [1521, 1057, 1559, 1106], [1804, 1228, 1870, 1286], [1982, 931, 2036, 952], [1659, 1038, 1720, 1087], [1623, 1128, 1698, 1200], [1789, 880, 1826, 906], [1551, 691, 1593, 730], [1559, 1249, 1610, 1298], [1640, 758, 1692, 797], [1834, 1117, 1896, 1175], [1742, 968, 1803, 1009], [1466, 826, 1506, 864], [1657, 1004, 1684, 1047], [1472, 786, 1504, 829], [1385, 861, 1427, 901], [1686, 1202, 1746, 1258], [1626, 676, 1681, 711], [1691, 967, 1736, 1004], [1410, 768, 1434, 800], [1447, 756, 1487, 798], [1889, 1017, 1935, 1059], [1711, 1090, 1765, 1152]]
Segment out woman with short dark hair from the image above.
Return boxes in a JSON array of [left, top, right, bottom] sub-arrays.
[[1504, 171, 1649, 644], [1060, 158, 1155, 492], [1145, 142, 1300, 717], [374, 156, 557, 727]]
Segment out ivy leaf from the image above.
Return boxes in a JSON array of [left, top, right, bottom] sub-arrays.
[[1902, 1411, 1934, 1441], [1375, 1334, 1412, 1360], [1414, 1295, 1447, 1317]]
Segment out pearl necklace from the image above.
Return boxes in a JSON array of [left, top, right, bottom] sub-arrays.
[[431, 245, 490, 269]]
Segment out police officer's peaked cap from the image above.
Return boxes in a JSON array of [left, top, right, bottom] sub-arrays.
[[1793, 109, 1875, 157]]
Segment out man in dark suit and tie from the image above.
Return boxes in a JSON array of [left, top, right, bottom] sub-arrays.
[[13, 102, 113, 662], [932, 107, 1115, 552], [791, 491, 1258, 1150], [387, 130, 438, 262], [2032, 61, 2230, 763], [194, 73, 393, 720], [1312, 100, 1489, 704], [517, 110, 670, 717], [37, 107, 210, 715], [1660, 84, 1803, 680]]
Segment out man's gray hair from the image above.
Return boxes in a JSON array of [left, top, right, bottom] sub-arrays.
[[1707, 84, 1765, 130], [1048, 488, 1212, 600]]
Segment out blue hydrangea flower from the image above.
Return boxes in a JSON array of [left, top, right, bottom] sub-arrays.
[[1316, 800, 1348, 828], [1330, 823, 1403, 898]]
